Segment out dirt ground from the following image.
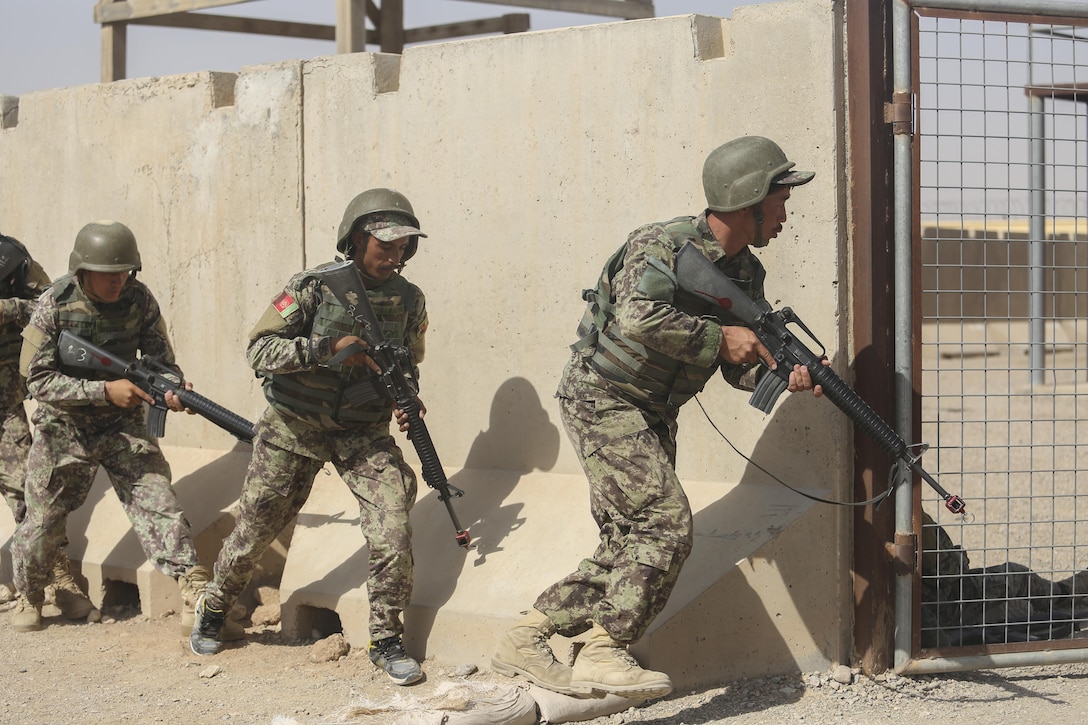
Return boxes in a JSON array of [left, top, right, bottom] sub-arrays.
[[4, 594, 1088, 725]]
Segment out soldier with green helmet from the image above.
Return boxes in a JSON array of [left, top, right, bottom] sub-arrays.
[[190, 189, 430, 686], [9, 220, 232, 637], [0, 233, 50, 530], [0, 232, 103, 619], [492, 137, 823, 699]]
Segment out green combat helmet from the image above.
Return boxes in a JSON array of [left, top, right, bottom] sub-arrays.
[[336, 188, 426, 263], [68, 220, 142, 274], [702, 136, 814, 213]]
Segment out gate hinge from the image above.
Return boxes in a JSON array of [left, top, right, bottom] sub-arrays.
[[884, 530, 917, 576], [884, 92, 913, 135]]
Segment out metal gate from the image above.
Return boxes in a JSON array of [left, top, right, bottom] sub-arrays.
[[895, 0, 1088, 672]]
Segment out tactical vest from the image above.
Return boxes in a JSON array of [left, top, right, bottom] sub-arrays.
[[263, 274, 417, 425], [52, 275, 145, 379], [574, 217, 742, 408], [0, 260, 51, 363]]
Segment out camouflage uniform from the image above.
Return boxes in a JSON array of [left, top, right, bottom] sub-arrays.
[[534, 212, 767, 644], [0, 258, 51, 523], [204, 262, 427, 643], [12, 275, 200, 599]]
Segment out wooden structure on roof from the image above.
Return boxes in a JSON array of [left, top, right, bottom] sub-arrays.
[[94, 0, 656, 82]]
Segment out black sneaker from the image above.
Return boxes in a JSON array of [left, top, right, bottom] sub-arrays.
[[368, 636, 423, 685], [189, 593, 225, 656]]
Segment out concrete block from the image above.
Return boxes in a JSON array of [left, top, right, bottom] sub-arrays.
[[53, 444, 250, 615]]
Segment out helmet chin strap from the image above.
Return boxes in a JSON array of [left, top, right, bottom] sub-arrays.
[[750, 200, 769, 248]]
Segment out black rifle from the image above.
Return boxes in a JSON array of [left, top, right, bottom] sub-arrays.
[[674, 243, 966, 515], [57, 329, 256, 443], [318, 260, 472, 549]]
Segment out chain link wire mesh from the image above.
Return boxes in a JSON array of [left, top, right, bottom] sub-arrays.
[[915, 9, 1088, 653]]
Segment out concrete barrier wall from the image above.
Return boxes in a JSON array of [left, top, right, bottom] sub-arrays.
[[0, 0, 849, 686]]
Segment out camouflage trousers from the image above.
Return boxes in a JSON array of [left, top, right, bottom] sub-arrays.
[[0, 401, 31, 524], [206, 414, 417, 642], [12, 414, 198, 598], [535, 393, 694, 645]]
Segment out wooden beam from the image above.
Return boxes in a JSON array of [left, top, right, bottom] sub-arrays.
[[337, 0, 367, 54], [379, 0, 405, 54], [405, 14, 530, 43], [100, 3, 128, 82], [449, 0, 653, 20], [131, 14, 336, 41], [96, 0, 260, 23]]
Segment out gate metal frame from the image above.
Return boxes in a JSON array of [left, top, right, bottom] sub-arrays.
[[891, 0, 1088, 674]]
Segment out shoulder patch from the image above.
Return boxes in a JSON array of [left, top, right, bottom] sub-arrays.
[[274, 292, 299, 318]]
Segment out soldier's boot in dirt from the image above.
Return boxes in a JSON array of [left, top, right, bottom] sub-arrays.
[[177, 565, 245, 642], [569, 622, 673, 699], [11, 592, 44, 632], [368, 635, 423, 686], [189, 593, 226, 656], [51, 555, 96, 620], [492, 608, 587, 695]]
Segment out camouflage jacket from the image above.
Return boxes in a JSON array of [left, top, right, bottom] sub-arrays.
[[246, 262, 428, 436], [560, 212, 767, 413], [20, 276, 179, 431], [0, 259, 50, 411]]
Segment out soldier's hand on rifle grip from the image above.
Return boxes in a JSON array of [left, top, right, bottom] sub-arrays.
[[787, 362, 827, 398], [164, 385, 197, 415], [719, 325, 776, 369], [331, 335, 381, 374], [106, 379, 154, 409], [395, 398, 426, 433]]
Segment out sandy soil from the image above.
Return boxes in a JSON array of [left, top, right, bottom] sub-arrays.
[[4, 595, 1088, 725]]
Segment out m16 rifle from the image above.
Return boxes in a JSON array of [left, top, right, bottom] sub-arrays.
[[57, 329, 256, 443], [674, 243, 966, 515], [318, 260, 472, 549]]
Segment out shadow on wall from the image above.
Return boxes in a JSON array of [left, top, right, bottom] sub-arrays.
[[647, 385, 843, 684], [285, 377, 561, 649], [408, 377, 561, 648]]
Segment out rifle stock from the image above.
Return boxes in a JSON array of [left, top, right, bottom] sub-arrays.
[[318, 260, 472, 549], [674, 243, 966, 515], [57, 329, 256, 443]]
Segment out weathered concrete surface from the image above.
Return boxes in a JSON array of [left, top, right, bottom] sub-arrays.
[[0, 0, 848, 687]]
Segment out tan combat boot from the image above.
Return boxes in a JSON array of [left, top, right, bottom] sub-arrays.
[[569, 622, 673, 699], [51, 555, 96, 620], [11, 592, 44, 632], [177, 566, 245, 641], [492, 609, 587, 695]]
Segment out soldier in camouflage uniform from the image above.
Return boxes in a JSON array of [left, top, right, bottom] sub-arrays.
[[190, 189, 429, 687], [493, 137, 822, 699], [10, 221, 218, 634], [0, 234, 51, 526], [0, 233, 98, 618]]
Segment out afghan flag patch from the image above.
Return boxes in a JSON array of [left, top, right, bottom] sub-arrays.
[[274, 292, 299, 318]]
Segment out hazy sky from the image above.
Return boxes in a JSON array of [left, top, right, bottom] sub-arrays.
[[0, 0, 762, 96]]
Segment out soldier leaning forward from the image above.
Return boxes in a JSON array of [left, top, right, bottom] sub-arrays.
[[10, 220, 232, 637], [190, 189, 430, 687], [493, 137, 822, 699]]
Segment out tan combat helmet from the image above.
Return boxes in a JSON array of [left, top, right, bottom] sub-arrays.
[[68, 220, 142, 274], [336, 188, 427, 263]]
